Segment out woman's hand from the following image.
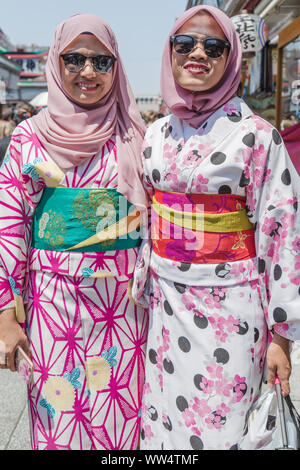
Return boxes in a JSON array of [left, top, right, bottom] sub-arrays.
[[0, 308, 31, 372], [266, 331, 291, 397]]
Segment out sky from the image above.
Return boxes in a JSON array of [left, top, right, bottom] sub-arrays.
[[1, 0, 186, 95]]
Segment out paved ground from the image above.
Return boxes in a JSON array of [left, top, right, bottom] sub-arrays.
[[1, 343, 300, 450]]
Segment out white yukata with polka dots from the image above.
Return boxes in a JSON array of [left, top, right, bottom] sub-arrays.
[[132, 97, 300, 450]]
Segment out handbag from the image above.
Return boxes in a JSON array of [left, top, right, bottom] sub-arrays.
[[238, 378, 300, 450]]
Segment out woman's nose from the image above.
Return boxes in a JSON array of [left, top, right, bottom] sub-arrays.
[[80, 60, 97, 78], [189, 44, 208, 61]]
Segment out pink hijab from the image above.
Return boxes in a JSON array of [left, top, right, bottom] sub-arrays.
[[31, 14, 147, 210], [161, 5, 242, 128]]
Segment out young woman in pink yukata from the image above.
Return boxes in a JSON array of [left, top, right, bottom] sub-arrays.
[[0, 14, 149, 450], [132, 5, 300, 450]]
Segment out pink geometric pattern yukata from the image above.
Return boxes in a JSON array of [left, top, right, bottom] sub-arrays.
[[0, 119, 148, 450], [132, 97, 300, 450]]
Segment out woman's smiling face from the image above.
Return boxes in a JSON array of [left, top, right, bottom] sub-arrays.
[[171, 12, 229, 93], [60, 33, 115, 106]]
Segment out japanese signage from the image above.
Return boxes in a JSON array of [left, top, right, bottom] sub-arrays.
[[231, 14, 268, 53]]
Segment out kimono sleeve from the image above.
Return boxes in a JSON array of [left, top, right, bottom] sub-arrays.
[[246, 122, 300, 341], [131, 127, 155, 307], [0, 129, 41, 321]]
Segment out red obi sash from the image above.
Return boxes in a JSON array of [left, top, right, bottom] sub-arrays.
[[151, 190, 256, 264]]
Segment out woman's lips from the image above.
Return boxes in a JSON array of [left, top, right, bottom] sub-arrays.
[[77, 82, 99, 92], [184, 63, 209, 75]]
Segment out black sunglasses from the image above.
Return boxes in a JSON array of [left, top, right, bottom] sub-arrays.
[[60, 53, 117, 74], [170, 34, 230, 59]]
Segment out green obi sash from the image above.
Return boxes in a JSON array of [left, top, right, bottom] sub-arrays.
[[32, 188, 141, 252]]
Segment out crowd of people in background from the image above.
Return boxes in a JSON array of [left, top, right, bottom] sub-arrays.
[[0, 101, 37, 163], [0, 102, 164, 164]]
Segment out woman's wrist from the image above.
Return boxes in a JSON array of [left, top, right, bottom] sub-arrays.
[[272, 331, 290, 351], [0, 308, 17, 323]]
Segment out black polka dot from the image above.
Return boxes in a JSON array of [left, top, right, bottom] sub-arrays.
[[214, 348, 229, 364], [215, 262, 231, 278], [281, 169, 291, 185], [152, 169, 161, 183], [190, 435, 204, 450], [149, 349, 157, 364], [254, 328, 259, 343], [268, 205, 276, 211], [164, 300, 173, 316], [273, 307, 287, 323], [211, 152, 226, 165], [258, 258, 266, 274], [229, 444, 238, 450], [294, 201, 298, 212], [242, 133, 255, 147], [178, 262, 191, 272], [218, 185, 232, 194], [163, 416, 172, 431], [272, 129, 282, 145], [239, 170, 250, 188], [227, 112, 242, 122], [143, 147, 152, 159], [194, 374, 205, 390], [178, 337, 191, 353], [274, 264, 282, 281], [194, 314, 208, 329], [174, 282, 186, 293], [237, 321, 249, 335], [176, 396, 188, 412], [148, 406, 158, 421], [140, 428, 145, 440], [165, 126, 173, 138], [163, 358, 174, 374]]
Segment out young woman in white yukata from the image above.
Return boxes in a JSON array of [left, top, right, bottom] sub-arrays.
[[0, 14, 149, 450], [132, 5, 300, 450]]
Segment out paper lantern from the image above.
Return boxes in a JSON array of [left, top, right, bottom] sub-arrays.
[[232, 14, 268, 53]]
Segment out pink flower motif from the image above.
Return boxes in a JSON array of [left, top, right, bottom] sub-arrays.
[[253, 144, 267, 167], [261, 217, 278, 236], [241, 147, 252, 165], [192, 397, 211, 417], [163, 142, 177, 162], [254, 167, 271, 188], [144, 425, 154, 439], [205, 413, 222, 429], [162, 326, 170, 352], [215, 378, 233, 397], [183, 151, 201, 166], [216, 403, 230, 416], [182, 293, 196, 311], [158, 373, 163, 390], [224, 315, 240, 333], [191, 426, 202, 436], [206, 362, 223, 379], [229, 262, 246, 277], [156, 346, 163, 372], [232, 375, 247, 403], [182, 408, 196, 427], [143, 382, 152, 395], [200, 376, 214, 394], [274, 323, 289, 337], [215, 329, 228, 343], [253, 116, 272, 133], [194, 173, 209, 193], [289, 271, 300, 286], [224, 103, 237, 114]]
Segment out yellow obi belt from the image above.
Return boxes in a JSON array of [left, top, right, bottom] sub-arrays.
[[32, 188, 141, 252], [151, 190, 256, 264]]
